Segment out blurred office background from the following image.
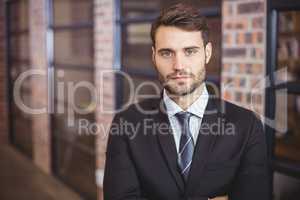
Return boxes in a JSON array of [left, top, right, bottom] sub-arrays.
[[0, 0, 299, 200]]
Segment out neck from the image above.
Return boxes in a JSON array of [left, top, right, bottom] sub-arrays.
[[166, 83, 205, 110]]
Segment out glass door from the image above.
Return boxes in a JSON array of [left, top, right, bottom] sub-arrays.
[[266, 0, 300, 199]]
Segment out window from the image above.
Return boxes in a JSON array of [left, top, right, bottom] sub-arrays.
[[266, 0, 300, 182], [274, 10, 300, 165], [51, 0, 97, 199], [7, 0, 32, 158], [277, 11, 300, 82]]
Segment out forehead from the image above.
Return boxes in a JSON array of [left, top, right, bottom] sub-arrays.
[[154, 26, 204, 49]]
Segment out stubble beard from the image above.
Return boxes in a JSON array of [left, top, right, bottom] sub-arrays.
[[159, 68, 206, 97]]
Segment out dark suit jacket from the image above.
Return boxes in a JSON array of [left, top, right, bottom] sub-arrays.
[[103, 95, 270, 200]]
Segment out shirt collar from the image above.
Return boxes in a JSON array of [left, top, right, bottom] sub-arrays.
[[163, 84, 209, 118]]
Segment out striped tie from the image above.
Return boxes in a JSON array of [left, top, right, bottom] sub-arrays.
[[176, 112, 194, 182]]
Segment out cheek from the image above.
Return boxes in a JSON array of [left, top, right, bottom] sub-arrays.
[[188, 57, 205, 71], [154, 58, 172, 74]]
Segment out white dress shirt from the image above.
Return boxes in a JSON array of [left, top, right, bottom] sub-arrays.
[[163, 85, 209, 153]]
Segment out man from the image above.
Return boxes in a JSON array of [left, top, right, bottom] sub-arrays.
[[104, 3, 270, 200]]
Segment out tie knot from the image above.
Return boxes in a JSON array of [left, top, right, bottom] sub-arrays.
[[175, 112, 192, 125]]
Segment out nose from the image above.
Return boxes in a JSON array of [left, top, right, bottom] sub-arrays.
[[173, 54, 185, 71]]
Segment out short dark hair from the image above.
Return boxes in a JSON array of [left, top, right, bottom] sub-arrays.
[[150, 3, 209, 48]]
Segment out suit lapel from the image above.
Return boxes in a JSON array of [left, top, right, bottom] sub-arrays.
[[155, 99, 185, 193], [185, 96, 220, 193], [154, 94, 222, 193]]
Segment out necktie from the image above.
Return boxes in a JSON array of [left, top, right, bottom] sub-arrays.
[[176, 112, 194, 182]]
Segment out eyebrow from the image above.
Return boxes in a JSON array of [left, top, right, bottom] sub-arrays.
[[157, 48, 174, 53], [157, 46, 201, 53], [183, 46, 201, 50]]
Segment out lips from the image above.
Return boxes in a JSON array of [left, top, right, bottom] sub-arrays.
[[170, 76, 191, 79]]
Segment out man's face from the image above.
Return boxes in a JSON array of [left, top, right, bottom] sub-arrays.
[[152, 26, 212, 96]]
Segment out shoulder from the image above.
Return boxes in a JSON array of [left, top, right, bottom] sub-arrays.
[[212, 99, 265, 147], [214, 98, 263, 129], [217, 98, 260, 120]]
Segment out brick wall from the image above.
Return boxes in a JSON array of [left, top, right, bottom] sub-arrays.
[[94, 0, 116, 199], [0, 2, 8, 144], [29, 0, 51, 174], [221, 0, 266, 115]]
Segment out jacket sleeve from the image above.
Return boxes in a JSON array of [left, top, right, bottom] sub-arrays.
[[229, 113, 271, 200], [103, 114, 150, 200]]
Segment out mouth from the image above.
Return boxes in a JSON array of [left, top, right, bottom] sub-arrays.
[[170, 75, 191, 80]]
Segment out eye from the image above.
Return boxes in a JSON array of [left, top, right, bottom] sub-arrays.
[[185, 48, 198, 56], [159, 50, 173, 58]]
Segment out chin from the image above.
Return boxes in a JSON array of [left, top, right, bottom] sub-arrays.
[[165, 81, 203, 96], [165, 86, 194, 96]]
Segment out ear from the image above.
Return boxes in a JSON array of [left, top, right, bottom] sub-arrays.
[[152, 46, 156, 64], [204, 42, 212, 64]]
